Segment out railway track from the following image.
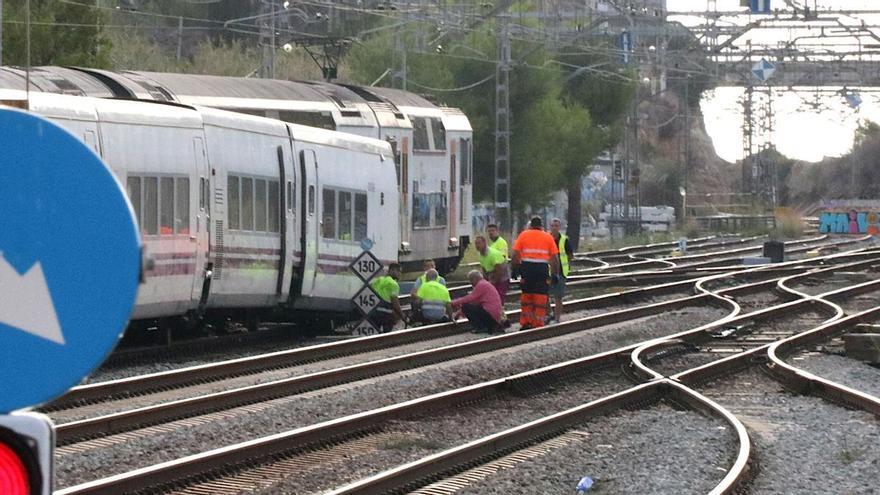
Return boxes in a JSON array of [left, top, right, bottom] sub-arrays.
[[53, 248, 880, 495], [100, 234, 856, 368], [58, 238, 862, 410]]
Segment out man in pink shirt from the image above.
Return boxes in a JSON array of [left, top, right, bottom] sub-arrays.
[[452, 270, 504, 334]]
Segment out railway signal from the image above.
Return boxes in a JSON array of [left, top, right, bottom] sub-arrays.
[[0, 412, 54, 495]]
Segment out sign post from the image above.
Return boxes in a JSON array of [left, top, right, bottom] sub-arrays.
[[347, 239, 383, 336], [0, 108, 141, 493]]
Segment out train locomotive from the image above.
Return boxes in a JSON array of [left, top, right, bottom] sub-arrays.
[[0, 66, 473, 274]]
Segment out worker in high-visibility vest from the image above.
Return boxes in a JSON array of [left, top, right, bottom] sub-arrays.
[[548, 218, 574, 323], [370, 263, 406, 332], [414, 269, 453, 323], [487, 223, 509, 260], [511, 217, 560, 329], [410, 259, 446, 322]]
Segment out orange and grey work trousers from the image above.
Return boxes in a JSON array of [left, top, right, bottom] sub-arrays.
[[519, 261, 550, 328]]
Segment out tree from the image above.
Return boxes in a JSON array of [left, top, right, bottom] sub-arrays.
[[2, 0, 111, 68], [555, 45, 636, 249]]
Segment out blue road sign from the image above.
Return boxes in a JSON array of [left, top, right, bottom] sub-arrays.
[[751, 59, 776, 82], [0, 108, 141, 412], [620, 31, 633, 64], [750, 0, 771, 14], [360, 237, 374, 252]]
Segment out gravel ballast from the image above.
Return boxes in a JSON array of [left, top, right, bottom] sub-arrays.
[[701, 367, 880, 495], [55, 306, 729, 488], [789, 351, 880, 398], [251, 369, 635, 494], [452, 405, 733, 495], [52, 295, 689, 423]]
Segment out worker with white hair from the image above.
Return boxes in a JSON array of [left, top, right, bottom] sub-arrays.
[[451, 270, 504, 334]]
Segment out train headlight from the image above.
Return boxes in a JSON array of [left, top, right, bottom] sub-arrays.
[[399, 242, 411, 254], [448, 237, 459, 250]]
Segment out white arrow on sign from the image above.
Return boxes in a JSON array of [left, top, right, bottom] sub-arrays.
[[0, 255, 65, 345]]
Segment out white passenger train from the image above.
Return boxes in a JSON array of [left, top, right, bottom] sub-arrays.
[[0, 67, 473, 274], [5, 91, 399, 330]]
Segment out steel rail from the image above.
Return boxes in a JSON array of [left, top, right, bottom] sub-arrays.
[[53, 252, 808, 411], [585, 235, 761, 263], [325, 379, 751, 495], [54, 280, 735, 443], [47, 271, 705, 410], [51, 248, 875, 411], [56, 261, 877, 495], [766, 307, 880, 415], [329, 279, 880, 495], [672, 280, 880, 388], [629, 261, 880, 381], [574, 234, 840, 275]]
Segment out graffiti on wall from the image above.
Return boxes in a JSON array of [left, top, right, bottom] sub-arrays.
[[819, 210, 880, 234]]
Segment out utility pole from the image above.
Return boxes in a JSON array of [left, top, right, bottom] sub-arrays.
[[683, 75, 691, 222], [392, 26, 407, 90], [259, 0, 276, 79], [176, 16, 184, 61], [494, 14, 512, 231]]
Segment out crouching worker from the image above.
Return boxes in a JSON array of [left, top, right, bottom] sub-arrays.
[[413, 269, 453, 324], [451, 270, 504, 335], [370, 263, 407, 332], [410, 259, 446, 321]]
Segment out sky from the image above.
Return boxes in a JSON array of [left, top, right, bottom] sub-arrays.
[[664, 0, 880, 163]]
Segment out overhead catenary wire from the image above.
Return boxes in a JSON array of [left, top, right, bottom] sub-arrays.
[[403, 73, 494, 92]]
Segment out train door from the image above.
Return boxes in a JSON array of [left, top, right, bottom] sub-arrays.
[[192, 136, 211, 302], [283, 144, 297, 301], [298, 149, 319, 296], [400, 137, 410, 247], [275, 146, 288, 297], [449, 140, 457, 239]]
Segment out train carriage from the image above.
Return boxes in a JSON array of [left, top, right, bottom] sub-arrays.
[[6, 91, 397, 329], [0, 66, 472, 274]]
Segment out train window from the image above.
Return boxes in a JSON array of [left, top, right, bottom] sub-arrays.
[[433, 192, 448, 227], [160, 177, 175, 235], [413, 193, 430, 228], [228, 176, 240, 230], [355, 193, 368, 241], [413, 117, 430, 151], [430, 118, 447, 150], [255, 179, 268, 232], [460, 190, 465, 224], [278, 110, 336, 131], [308, 185, 315, 215], [127, 177, 142, 231], [242, 177, 255, 231], [402, 154, 409, 195], [322, 188, 336, 239], [268, 180, 280, 233], [460, 139, 471, 185], [175, 178, 190, 235], [199, 178, 206, 210], [338, 191, 352, 241], [143, 177, 159, 235], [286, 181, 293, 212]]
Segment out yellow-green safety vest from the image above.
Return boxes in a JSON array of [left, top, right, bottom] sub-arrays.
[[558, 233, 570, 277]]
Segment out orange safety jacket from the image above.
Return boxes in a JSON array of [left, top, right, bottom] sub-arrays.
[[512, 229, 559, 263]]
